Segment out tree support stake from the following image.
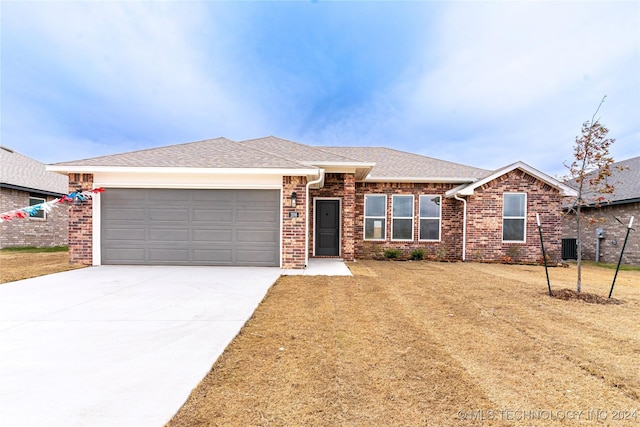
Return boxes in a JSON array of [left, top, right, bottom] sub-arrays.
[[537, 213, 552, 296], [609, 216, 634, 299]]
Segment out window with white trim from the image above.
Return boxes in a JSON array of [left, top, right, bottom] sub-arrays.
[[364, 194, 386, 240], [503, 193, 526, 242], [419, 195, 441, 241], [392, 195, 414, 240], [29, 196, 46, 220]]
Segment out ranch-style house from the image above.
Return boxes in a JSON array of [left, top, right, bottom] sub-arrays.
[[47, 136, 576, 269]]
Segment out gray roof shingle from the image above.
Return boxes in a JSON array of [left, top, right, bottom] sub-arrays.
[[50, 136, 492, 182], [241, 136, 366, 164], [568, 156, 640, 204], [1, 146, 68, 195], [52, 137, 313, 170], [318, 146, 490, 180]]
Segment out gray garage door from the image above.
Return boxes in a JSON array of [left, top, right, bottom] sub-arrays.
[[101, 189, 280, 266]]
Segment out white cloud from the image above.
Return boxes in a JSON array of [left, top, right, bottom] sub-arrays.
[[410, 2, 638, 118], [2, 2, 269, 161], [295, 2, 639, 176], [2, 1, 637, 174]]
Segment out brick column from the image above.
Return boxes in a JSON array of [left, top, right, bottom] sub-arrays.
[[342, 173, 356, 261], [282, 176, 307, 269], [68, 173, 94, 265]]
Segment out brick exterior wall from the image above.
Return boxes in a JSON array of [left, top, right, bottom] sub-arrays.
[[282, 176, 307, 269], [59, 169, 567, 268], [68, 174, 94, 265], [308, 173, 356, 261], [562, 201, 639, 265], [343, 174, 356, 261], [316, 171, 563, 263], [465, 170, 563, 263], [0, 187, 68, 248], [353, 182, 463, 261]]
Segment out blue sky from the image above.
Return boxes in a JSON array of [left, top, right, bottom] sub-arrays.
[[2, 1, 638, 177]]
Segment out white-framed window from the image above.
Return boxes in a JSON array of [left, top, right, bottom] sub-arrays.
[[392, 194, 414, 241], [419, 195, 441, 241], [364, 194, 386, 240], [503, 193, 526, 242], [29, 196, 46, 220]]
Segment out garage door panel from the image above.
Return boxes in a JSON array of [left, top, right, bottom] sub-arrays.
[[148, 229, 189, 241], [192, 249, 234, 263], [237, 230, 278, 243], [192, 209, 233, 222], [106, 189, 144, 201], [237, 209, 279, 223], [104, 228, 146, 241], [236, 249, 279, 264], [148, 190, 191, 202], [237, 190, 279, 203], [104, 208, 146, 221], [192, 229, 233, 242], [104, 248, 146, 263], [149, 209, 189, 221], [102, 188, 280, 266], [192, 191, 235, 202], [149, 249, 189, 262]]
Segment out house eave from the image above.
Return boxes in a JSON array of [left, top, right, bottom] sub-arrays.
[[300, 162, 374, 182], [562, 196, 640, 211], [300, 161, 376, 168], [46, 165, 320, 176], [0, 182, 66, 197], [363, 176, 477, 184]]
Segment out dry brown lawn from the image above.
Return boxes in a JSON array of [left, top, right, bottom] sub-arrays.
[[168, 261, 639, 427], [0, 250, 83, 283]]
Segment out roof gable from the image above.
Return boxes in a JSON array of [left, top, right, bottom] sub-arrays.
[[445, 161, 577, 197], [0, 146, 68, 195]]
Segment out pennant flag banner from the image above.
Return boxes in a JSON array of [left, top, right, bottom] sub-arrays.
[[0, 188, 105, 223]]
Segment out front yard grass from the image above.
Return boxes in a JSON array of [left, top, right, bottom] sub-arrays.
[[167, 260, 639, 427], [0, 247, 83, 283]]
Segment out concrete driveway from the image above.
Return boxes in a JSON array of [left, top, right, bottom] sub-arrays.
[[0, 266, 282, 427]]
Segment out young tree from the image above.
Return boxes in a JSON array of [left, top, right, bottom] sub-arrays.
[[564, 96, 615, 293]]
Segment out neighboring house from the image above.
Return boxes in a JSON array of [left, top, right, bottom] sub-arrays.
[[47, 136, 575, 269], [562, 156, 640, 265], [0, 146, 69, 248]]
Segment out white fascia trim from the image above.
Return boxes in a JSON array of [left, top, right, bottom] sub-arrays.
[[93, 182, 283, 190], [444, 183, 470, 198], [444, 162, 578, 197], [301, 161, 376, 168], [364, 176, 477, 184], [46, 165, 319, 176]]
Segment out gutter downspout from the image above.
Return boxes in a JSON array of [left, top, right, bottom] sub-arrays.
[[453, 194, 467, 261], [305, 169, 325, 267]]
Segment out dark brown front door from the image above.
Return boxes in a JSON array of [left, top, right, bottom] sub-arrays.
[[315, 200, 340, 256]]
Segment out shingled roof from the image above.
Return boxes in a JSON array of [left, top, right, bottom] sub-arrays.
[[0, 146, 68, 196], [241, 136, 366, 164], [318, 146, 490, 181], [50, 136, 493, 182], [566, 155, 640, 205], [51, 137, 313, 170]]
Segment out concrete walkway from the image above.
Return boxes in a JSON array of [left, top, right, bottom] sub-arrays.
[[0, 266, 281, 427], [283, 258, 353, 276]]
